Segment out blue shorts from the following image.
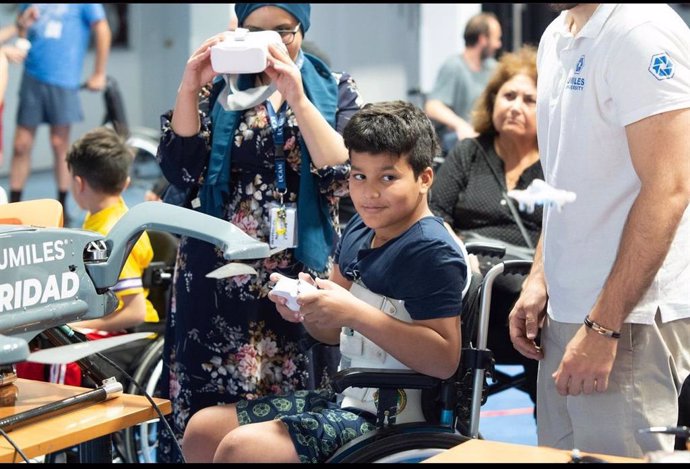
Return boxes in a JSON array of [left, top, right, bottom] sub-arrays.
[[236, 389, 377, 463], [17, 72, 83, 127]]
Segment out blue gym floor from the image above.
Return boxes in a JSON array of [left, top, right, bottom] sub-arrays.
[[1, 169, 539, 448]]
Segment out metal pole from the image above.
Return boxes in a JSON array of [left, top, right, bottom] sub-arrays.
[[512, 3, 524, 51]]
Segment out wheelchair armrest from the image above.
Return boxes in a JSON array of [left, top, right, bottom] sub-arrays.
[[465, 242, 506, 259], [331, 368, 440, 394]]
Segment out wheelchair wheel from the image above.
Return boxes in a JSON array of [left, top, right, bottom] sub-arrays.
[[330, 431, 469, 463], [122, 336, 164, 463]]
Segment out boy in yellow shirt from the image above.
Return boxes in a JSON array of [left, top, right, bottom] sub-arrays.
[[67, 126, 158, 335], [16, 127, 158, 386]]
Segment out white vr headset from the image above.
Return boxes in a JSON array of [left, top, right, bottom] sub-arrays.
[[210, 28, 286, 111]]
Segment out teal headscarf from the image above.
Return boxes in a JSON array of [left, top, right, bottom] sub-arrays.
[[199, 51, 338, 273], [235, 3, 311, 34]]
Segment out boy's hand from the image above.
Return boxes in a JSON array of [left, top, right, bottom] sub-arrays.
[[298, 278, 355, 329], [268, 273, 302, 323]]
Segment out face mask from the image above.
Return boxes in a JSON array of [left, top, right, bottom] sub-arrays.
[[217, 74, 276, 111]]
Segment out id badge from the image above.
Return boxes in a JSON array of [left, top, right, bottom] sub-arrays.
[[269, 203, 298, 249]]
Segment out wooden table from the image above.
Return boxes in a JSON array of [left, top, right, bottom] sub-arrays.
[[423, 439, 645, 463], [0, 378, 171, 463]]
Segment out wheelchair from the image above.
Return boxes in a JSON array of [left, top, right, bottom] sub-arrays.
[[324, 247, 533, 463], [39, 232, 174, 464]]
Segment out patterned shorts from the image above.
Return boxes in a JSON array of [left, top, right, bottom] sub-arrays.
[[235, 389, 377, 463]]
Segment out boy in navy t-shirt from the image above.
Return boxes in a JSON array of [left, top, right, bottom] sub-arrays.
[[180, 101, 468, 463]]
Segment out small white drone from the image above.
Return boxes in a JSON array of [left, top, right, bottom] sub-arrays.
[[271, 277, 318, 312], [507, 179, 577, 214]]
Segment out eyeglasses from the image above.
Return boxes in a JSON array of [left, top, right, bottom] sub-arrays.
[[245, 23, 301, 45]]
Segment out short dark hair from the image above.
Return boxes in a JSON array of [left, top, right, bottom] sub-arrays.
[[343, 100, 439, 177], [464, 12, 498, 47], [66, 127, 133, 195]]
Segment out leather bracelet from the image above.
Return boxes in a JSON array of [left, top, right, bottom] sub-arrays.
[[584, 315, 621, 339]]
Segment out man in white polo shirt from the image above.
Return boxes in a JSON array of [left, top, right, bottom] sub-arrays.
[[508, 3, 690, 458]]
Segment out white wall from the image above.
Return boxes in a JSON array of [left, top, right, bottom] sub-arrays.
[[419, 3, 481, 94], [309, 4, 420, 104]]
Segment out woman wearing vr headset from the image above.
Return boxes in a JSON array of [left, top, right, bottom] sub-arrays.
[[156, 3, 362, 462]]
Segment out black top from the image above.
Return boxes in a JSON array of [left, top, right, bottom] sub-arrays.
[[429, 135, 544, 247]]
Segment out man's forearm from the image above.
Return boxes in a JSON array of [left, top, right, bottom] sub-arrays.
[[524, 234, 546, 291], [92, 20, 111, 75], [588, 189, 688, 330]]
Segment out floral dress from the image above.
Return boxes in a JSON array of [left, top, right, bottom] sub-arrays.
[[157, 72, 363, 461]]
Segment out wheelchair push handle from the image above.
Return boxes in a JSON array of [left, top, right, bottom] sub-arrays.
[[499, 259, 533, 277], [640, 426, 690, 452], [79, 81, 101, 92], [465, 242, 506, 259]]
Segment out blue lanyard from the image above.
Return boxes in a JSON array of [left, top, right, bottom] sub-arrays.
[[266, 100, 289, 196], [266, 51, 304, 199]]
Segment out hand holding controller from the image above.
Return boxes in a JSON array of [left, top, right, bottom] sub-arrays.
[[271, 277, 317, 311]]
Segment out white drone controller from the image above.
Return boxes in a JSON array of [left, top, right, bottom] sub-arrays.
[[271, 277, 318, 312]]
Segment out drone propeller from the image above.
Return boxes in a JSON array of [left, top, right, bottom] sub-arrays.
[[26, 332, 155, 364], [206, 248, 286, 279], [206, 262, 258, 279]]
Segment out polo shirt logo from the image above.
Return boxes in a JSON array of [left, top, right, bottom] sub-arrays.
[[575, 55, 585, 74], [565, 55, 586, 92], [649, 52, 674, 80]]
